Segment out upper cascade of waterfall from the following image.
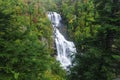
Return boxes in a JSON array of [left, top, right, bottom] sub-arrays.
[[47, 12, 76, 70], [48, 12, 62, 27]]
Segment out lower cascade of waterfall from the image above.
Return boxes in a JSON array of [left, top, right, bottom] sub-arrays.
[[48, 12, 76, 70]]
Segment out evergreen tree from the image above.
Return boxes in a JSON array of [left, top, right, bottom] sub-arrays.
[[57, 0, 120, 80], [0, 0, 66, 80]]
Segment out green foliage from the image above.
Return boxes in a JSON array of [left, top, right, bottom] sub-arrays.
[[69, 48, 115, 80], [0, 0, 66, 80], [57, 0, 120, 80], [1, 0, 119, 80]]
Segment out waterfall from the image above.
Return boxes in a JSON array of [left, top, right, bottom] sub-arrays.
[[48, 12, 76, 70]]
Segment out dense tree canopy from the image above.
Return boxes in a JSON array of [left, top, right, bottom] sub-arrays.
[[57, 0, 120, 80], [0, 0, 66, 80], [0, 0, 120, 80]]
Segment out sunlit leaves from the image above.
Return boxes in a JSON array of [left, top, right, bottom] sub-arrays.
[[0, 0, 66, 80]]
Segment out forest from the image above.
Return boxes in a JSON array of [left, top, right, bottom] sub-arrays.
[[0, 0, 120, 80]]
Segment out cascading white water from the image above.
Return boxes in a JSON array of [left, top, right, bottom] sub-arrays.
[[48, 12, 61, 27], [48, 12, 76, 70]]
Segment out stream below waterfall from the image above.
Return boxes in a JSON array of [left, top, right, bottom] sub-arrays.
[[48, 12, 76, 70]]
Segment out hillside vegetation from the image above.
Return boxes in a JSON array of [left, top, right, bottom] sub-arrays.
[[0, 0, 120, 80]]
